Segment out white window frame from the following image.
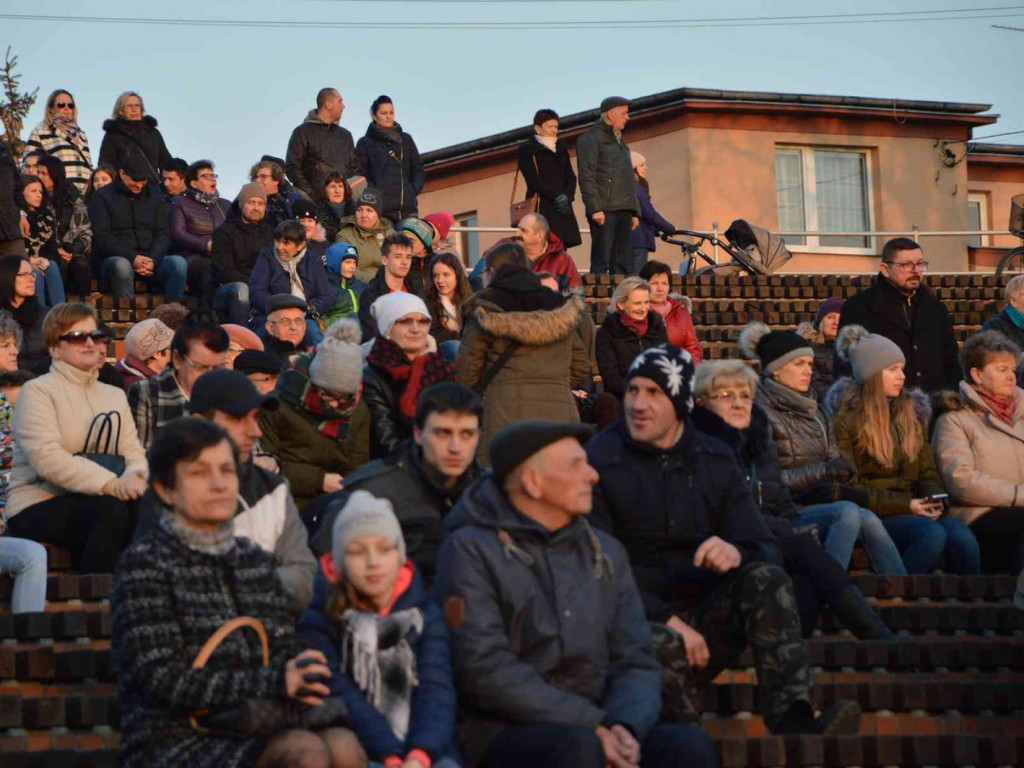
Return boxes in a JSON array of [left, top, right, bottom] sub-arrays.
[[775, 146, 876, 255], [455, 211, 480, 266], [967, 193, 990, 247]]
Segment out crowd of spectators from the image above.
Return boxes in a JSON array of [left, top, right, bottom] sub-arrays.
[[1, 85, 1024, 768]]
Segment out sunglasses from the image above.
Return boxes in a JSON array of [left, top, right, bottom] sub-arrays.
[[59, 330, 111, 345], [54, 101, 75, 109]]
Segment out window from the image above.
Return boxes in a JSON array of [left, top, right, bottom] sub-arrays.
[[967, 193, 989, 248], [455, 211, 480, 266], [775, 147, 873, 252]]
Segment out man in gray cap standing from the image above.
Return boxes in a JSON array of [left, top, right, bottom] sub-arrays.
[[434, 419, 716, 768], [575, 97, 641, 276]]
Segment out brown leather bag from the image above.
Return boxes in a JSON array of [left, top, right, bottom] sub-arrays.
[[509, 156, 540, 227]]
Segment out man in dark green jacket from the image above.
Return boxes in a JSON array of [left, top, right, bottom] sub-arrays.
[[575, 96, 640, 275]]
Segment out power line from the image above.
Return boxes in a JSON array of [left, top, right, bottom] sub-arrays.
[[1, 7, 1023, 30]]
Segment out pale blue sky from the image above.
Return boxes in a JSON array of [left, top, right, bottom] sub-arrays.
[[4, 1, 1022, 203]]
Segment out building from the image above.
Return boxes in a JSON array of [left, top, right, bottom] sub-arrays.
[[418, 86, 1024, 273]]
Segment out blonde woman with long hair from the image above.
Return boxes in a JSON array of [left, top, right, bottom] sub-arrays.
[[827, 325, 980, 574]]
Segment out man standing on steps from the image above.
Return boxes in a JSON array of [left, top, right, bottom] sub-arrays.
[[285, 87, 355, 200], [586, 345, 862, 735], [836, 237, 961, 392], [575, 96, 640, 276]]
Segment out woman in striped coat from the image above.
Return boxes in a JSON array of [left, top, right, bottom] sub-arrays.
[[26, 90, 93, 195]]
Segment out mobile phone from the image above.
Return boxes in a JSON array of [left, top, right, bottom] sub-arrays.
[[925, 493, 948, 502]]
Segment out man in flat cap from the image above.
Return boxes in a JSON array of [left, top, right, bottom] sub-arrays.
[[575, 97, 641, 276], [434, 420, 715, 768]]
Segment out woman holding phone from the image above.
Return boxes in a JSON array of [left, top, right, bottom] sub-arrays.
[[827, 325, 980, 574]]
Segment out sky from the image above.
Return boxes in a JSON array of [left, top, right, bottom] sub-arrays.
[[3, 1, 1023, 204]]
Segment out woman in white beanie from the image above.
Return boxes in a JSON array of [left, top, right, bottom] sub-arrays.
[[628, 151, 675, 275], [826, 325, 980, 574], [362, 292, 457, 459], [257, 317, 371, 510]]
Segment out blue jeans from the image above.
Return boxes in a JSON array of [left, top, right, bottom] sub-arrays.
[[883, 515, 982, 574], [438, 339, 461, 363], [798, 501, 906, 574], [100, 254, 188, 299], [34, 260, 65, 307], [0, 537, 48, 612], [213, 282, 250, 325]]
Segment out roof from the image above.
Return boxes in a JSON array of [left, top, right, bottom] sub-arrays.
[[422, 85, 997, 170], [968, 142, 1024, 157]]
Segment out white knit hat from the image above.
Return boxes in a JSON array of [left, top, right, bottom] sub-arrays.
[[309, 318, 363, 394], [370, 292, 431, 339], [331, 490, 406, 574]]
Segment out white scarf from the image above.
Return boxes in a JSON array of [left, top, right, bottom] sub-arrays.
[[440, 296, 460, 331], [535, 135, 557, 153], [274, 247, 307, 300]]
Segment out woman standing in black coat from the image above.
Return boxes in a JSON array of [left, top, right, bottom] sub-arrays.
[[516, 109, 581, 249], [97, 92, 172, 182], [595, 276, 668, 398], [354, 96, 425, 224]]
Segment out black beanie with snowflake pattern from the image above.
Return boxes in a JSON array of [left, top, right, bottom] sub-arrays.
[[624, 344, 697, 418]]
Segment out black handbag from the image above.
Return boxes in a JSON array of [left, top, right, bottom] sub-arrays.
[[75, 412, 126, 476], [190, 617, 349, 739]]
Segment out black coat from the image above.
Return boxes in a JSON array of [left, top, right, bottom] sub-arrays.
[[516, 138, 581, 248], [434, 474, 662, 767], [587, 419, 779, 621], [210, 203, 275, 285], [97, 116, 172, 182], [356, 268, 423, 342], [285, 111, 356, 199], [354, 122, 425, 222], [0, 142, 21, 243], [310, 442, 481, 582], [810, 341, 834, 402], [7, 298, 48, 373], [836, 274, 962, 392], [594, 311, 669, 397], [574, 119, 639, 217], [982, 308, 1024, 351], [87, 176, 170, 262], [361, 362, 413, 460]]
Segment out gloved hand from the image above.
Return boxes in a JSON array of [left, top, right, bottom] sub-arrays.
[[825, 456, 858, 484], [553, 194, 572, 217]]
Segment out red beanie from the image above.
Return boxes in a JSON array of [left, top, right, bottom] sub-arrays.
[[424, 211, 454, 242]]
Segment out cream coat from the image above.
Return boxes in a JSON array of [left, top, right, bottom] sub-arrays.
[[8, 359, 148, 515], [931, 381, 1024, 525]]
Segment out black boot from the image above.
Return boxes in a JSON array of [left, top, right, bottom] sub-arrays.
[[773, 699, 862, 735], [830, 585, 895, 641]]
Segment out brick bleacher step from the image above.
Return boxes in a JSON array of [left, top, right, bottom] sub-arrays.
[[0, 683, 119, 730], [0, 609, 111, 641], [0, 742, 119, 766], [820, 602, 1024, 634]]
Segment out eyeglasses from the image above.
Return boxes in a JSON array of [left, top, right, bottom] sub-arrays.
[[59, 330, 111, 345], [53, 101, 75, 109], [182, 355, 228, 375], [270, 317, 306, 328], [255, 173, 275, 181], [885, 260, 929, 273], [707, 390, 753, 403], [15, 269, 34, 278], [198, 173, 219, 180]]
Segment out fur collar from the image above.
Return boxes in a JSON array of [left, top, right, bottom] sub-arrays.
[[824, 375, 932, 424], [471, 293, 584, 346], [796, 321, 826, 346], [103, 114, 159, 132]]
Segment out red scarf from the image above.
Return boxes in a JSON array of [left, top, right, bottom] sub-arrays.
[[975, 386, 1018, 426], [367, 337, 457, 418], [620, 311, 649, 338]]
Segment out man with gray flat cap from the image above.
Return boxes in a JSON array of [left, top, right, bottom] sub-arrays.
[[575, 96, 641, 276], [434, 419, 715, 768]]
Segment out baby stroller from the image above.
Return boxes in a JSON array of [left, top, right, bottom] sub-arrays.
[[665, 220, 793, 278]]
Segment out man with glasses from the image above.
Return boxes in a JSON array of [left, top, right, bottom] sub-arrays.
[[836, 237, 961, 391], [263, 294, 314, 361], [169, 160, 230, 311], [128, 319, 230, 448], [88, 155, 189, 301]]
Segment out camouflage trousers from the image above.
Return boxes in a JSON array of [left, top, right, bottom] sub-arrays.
[[651, 562, 812, 732]]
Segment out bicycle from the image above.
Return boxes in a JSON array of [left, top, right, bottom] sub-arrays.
[[662, 220, 792, 278], [994, 193, 1024, 277]]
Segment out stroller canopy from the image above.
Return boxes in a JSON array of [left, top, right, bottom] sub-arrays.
[[724, 220, 793, 275]]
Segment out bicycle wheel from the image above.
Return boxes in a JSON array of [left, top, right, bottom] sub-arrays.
[[996, 246, 1024, 278]]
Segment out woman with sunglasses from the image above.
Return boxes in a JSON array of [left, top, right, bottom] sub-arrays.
[[362, 292, 456, 460], [26, 90, 93, 195], [0, 254, 49, 372], [6, 303, 147, 573], [257, 317, 370, 511]]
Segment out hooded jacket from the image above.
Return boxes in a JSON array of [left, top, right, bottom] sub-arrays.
[[826, 377, 945, 517], [210, 202, 275, 285], [836, 273, 962, 392], [299, 564, 458, 764], [594, 310, 670, 398], [931, 381, 1024, 525], [434, 474, 662, 767], [354, 121, 425, 222], [169, 188, 231, 258], [587, 419, 779, 621], [574, 119, 640, 217], [88, 176, 170, 262], [455, 266, 589, 462], [97, 115, 172, 181], [285, 110, 356, 198]]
